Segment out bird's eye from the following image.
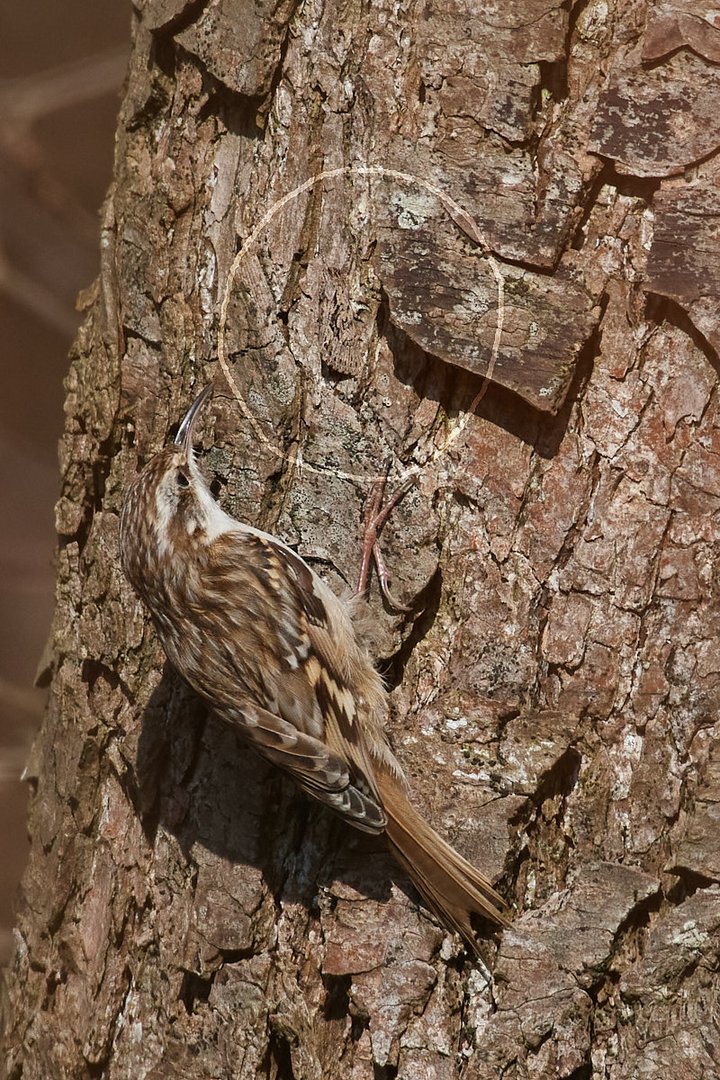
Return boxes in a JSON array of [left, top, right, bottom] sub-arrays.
[[177, 470, 190, 488]]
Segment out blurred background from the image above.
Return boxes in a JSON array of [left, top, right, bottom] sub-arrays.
[[0, 2, 130, 961]]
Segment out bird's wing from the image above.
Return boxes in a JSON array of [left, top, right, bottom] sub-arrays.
[[231, 699, 386, 831], [191, 529, 387, 832]]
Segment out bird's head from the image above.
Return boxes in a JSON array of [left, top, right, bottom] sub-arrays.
[[120, 384, 228, 596]]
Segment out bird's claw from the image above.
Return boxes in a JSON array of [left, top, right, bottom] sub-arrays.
[[356, 460, 414, 611]]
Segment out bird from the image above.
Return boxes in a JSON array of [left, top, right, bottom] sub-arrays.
[[119, 384, 509, 948]]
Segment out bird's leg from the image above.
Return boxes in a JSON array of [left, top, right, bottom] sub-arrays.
[[356, 460, 415, 610]]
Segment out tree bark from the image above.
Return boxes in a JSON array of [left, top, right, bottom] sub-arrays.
[[4, 2, 720, 1078]]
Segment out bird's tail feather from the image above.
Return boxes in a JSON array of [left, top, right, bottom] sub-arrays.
[[376, 771, 509, 949]]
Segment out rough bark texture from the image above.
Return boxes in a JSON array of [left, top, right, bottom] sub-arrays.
[[3, 1, 720, 1077]]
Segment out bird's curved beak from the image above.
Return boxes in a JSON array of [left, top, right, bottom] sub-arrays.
[[174, 384, 214, 452]]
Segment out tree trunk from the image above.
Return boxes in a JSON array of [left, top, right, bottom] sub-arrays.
[[4, 2, 720, 1077]]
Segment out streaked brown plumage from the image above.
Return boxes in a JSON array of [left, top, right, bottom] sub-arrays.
[[120, 385, 508, 947]]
